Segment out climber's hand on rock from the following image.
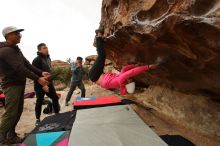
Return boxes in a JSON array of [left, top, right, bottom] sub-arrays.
[[149, 64, 159, 70]]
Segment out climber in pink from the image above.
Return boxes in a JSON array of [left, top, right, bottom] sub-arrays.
[[89, 28, 159, 95], [98, 64, 157, 95]]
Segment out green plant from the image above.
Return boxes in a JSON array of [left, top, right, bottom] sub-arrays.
[[51, 65, 91, 87], [51, 67, 72, 85], [66, 58, 73, 64]]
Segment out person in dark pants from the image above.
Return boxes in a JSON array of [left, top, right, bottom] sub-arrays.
[[65, 57, 86, 106], [0, 26, 49, 145], [32, 43, 60, 126]]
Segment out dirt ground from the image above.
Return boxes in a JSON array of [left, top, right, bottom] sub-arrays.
[[0, 84, 219, 146]]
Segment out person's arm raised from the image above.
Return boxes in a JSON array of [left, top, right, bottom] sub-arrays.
[[71, 63, 78, 73], [121, 64, 136, 73]]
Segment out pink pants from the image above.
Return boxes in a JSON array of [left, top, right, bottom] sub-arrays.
[[101, 65, 150, 95], [117, 65, 149, 84]]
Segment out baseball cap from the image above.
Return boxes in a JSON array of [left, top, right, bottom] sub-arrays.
[[2, 26, 24, 37]]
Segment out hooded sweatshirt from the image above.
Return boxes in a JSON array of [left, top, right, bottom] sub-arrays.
[[0, 42, 42, 88]]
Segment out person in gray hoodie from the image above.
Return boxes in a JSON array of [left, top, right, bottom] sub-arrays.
[[65, 57, 86, 106], [0, 26, 49, 144]]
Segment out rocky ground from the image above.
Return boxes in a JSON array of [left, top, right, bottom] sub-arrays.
[[0, 83, 220, 146]]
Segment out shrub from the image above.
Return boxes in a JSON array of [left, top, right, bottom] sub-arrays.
[[52, 67, 72, 86], [51, 65, 90, 86]]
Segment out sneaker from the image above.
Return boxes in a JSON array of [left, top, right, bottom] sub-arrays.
[[35, 119, 41, 127], [95, 25, 104, 34]]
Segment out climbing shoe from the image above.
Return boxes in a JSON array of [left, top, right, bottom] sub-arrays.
[[95, 25, 104, 35]]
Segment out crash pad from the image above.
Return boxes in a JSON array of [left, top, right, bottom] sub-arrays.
[[31, 111, 76, 134], [21, 131, 70, 146], [69, 105, 168, 146], [73, 96, 122, 109]]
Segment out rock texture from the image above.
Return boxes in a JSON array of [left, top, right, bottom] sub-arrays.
[[85, 55, 112, 66], [85, 55, 114, 73], [130, 85, 220, 145], [100, 0, 220, 98], [99, 0, 220, 144]]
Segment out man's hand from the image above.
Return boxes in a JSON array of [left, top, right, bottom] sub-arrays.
[[76, 61, 82, 68], [42, 86, 49, 93], [42, 72, 51, 79], [38, 77, 48, 87], [149, 64, 159, 70], [77, 63, 82, 68], [42, 72, 51, 80]]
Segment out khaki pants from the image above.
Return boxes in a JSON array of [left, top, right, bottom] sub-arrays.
[[0, 85, 25, 136]]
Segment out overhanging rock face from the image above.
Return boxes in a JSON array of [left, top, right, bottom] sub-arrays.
[[100, 0, 220, 98]]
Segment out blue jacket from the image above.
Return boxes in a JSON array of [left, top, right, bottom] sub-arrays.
[[71, 63, 85, 82]]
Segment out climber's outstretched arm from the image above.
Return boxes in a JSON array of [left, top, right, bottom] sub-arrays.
[[120, 64, 136, 73], [118, 63, 159, 84]]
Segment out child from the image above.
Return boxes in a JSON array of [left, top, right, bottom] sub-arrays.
[[89, 30, 158, 95]]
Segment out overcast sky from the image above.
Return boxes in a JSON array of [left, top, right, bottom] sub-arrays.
[[0, 0, 102, 62]]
